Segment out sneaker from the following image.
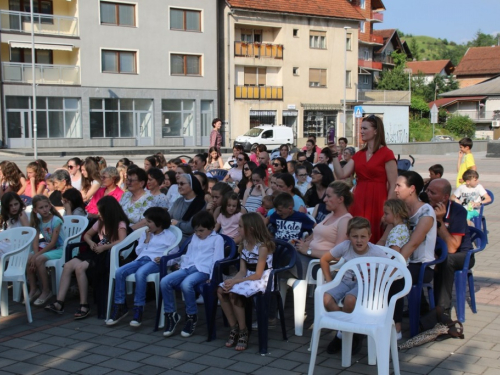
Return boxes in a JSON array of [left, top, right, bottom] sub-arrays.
[[326, 335, 342, 354], [163, 312, 181, 337], [195, 295, 204, 304], [130, 306, 143, 327], [181, 314, 198, 337], [251, 318, 277, 329], [105, 304, 128, 326]]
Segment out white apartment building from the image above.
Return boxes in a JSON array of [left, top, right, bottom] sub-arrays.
[[0, 0, 217, 149]]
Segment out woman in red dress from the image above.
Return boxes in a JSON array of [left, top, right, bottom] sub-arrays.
[[332, 115, 398, 242]]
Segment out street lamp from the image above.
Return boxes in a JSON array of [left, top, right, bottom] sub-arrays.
[[403, 68, 412, 102], [30, 0, 38, 159], [343, 26, 351, 139]]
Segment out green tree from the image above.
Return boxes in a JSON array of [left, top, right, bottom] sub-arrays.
[[376, 52, 409, 90], [410, 39, 420, 61], [469, 30, 498, 47], [446, 115, 475, 138]]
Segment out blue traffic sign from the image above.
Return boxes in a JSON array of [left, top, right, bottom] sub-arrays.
[[354, 106, 363, 118]]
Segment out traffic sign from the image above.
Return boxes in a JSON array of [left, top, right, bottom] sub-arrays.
[[430, 104, 438, 124], [354, 106, 363, 118]]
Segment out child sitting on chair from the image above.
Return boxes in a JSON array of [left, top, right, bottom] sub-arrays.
[[319, 217, 388, 355]]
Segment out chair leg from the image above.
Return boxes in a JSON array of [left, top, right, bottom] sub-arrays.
[[154, 291, 163, 331], [375, 330, 391, 375], [55, 264, 63, 298], [275, 291, 288, 341], [291, 279, 307, 337], [455, 271, 466, 323], [341, 331, 353, 367], [279, 278, 288, 314], [50, 267, 58, 295], [12, 281, 22, 302], [255, 294, 270, 355], [105, 278, 114, 321], [22, 280, 32, 323], [307, 326, 322, 375], [428, 287, 435, 310], [202, 287, 217, 341], [368, 335, 376, 365], [0, 282, 8, 317], [468, 270, 477, 314], [482, 217, 488, 244], [390, 326, 401, 375]]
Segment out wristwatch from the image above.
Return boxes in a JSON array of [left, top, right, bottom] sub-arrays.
[[306, 248, 312, 255]]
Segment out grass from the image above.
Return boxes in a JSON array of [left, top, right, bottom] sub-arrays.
[[409, 118, 456, 142]]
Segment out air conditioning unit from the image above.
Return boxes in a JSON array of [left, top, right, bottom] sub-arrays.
[[492, 120, 500, 128]]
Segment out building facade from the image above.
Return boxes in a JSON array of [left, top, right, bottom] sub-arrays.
[[0, 0, 218, 149]]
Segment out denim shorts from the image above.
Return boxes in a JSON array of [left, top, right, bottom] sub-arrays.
[[326, 277, 358, 304]]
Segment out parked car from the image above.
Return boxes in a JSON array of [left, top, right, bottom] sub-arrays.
[[431, 135, 454, 142], [234, 125, 294, 152]]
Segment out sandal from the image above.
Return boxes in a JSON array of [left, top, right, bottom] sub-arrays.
[[225, 324, 239, 347], [74, 304, 91, 320], [45, 300, 64, 314], [235, 328, 248, 351]]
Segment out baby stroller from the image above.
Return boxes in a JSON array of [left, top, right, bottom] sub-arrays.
[[397, 154, 415, 175]]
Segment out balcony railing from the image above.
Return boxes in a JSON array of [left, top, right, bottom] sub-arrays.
[[358, 59, 383, 70], [235, 85, 283, 100], [451, 110, 496, 121], [0, 10, 78, 36], [2, 62, 80, 85], [234, 41, 283, 59], [358, 90, 410, 104], [371, 12, 384, 22]]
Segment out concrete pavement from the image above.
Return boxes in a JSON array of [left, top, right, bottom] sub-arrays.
[[0, 151, 498, 374]]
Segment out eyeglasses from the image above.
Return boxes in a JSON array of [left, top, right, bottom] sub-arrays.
[[311, 170, 322, 175], [237, 158, 245, 161], [243, 167, 250, 171], [68, 165, 75, 170], [297, 174, 307, 177]]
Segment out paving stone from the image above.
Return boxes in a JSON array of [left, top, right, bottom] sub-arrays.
[[116, 340, 148, 351], [168, 350, 202, 361], [78, 354, 110, 365], [437, 360, 488, 374], [99, 358, 143, 372], [225, 362, 261, 373], [192, 354, 237, 368], [2, 362, 47, 375], [36, 369, 70, 375], [24, 354, 60, 366], [87, 345, 129, 357], [252, 368, 302, 375], [46, 347, 87, 360], [87, 335, 128, 346], [268, 358, 302, 371], [44, 358, 90, 372], [173, 362, 208, 374], [130, 364, 165, 375], [138, 345, 179, 356], [175, 342, 218, 354], [140, 355, 183, 369], [0, 349, 38, 362], [429, 369, 464, 375], [117, 351, 151, 362], [198, 368, 247, 375], [78, 366, 114, 375]]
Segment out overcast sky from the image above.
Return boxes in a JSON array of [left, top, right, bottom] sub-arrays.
[[379, 0, 499, 44]]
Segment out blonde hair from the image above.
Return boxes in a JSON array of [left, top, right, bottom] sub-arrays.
[[238, 212, 275, 254], [347, 217, 371, 235], [383, 199, 410, 226], [30, 194, 63, 229]]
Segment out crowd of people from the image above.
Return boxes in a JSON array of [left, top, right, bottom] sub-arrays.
[[0, 115, 489, 353]]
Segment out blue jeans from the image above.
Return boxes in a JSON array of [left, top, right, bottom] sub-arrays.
[[114, 257, 159, 306], [160, 265, 209, 315]]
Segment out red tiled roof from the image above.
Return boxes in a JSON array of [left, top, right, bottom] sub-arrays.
[[226, 0, 365, 20], [406, 60, 454, 75], [454, 46, 500, 76], [373, 29, 396, 40], [428, 96, 487, 109]]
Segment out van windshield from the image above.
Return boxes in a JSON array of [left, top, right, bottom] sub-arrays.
[[243, 128, 263, 137]]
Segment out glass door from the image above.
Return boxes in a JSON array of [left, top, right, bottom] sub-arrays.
[[136, 112, 153, 146], [6, 111, 32, 148]]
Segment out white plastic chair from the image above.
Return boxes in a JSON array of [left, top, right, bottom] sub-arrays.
[[279, 245, 404, 336], [105, 227, 148, 320], [45, 215, 89, 295], [308, 257, 412, 375], [0, 227, 37, 323], [124, 226, 182, 310]]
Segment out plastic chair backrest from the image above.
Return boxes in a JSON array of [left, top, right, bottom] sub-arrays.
[[163, 226, 183, 255], [478, 189, 494, 218], [210, 169, 228, 181], [468, 226, 486, 252], [376, 245, 407, 265], [109, 227, 148, 276], [62, 215, 89, 248], [268, 240, 297, 292], [333, 257, 411, 324], [1, 227, 37, 278], [307, 207, 315, 215]]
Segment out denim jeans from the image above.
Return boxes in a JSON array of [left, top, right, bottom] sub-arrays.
[[114, 257, 159, 306], [160, 265, 209, 315]]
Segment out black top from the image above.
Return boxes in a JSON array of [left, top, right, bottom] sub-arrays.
[[442, 200, 473, 253]]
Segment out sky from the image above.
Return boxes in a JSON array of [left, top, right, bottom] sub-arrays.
[[380, 0, 500, 44]]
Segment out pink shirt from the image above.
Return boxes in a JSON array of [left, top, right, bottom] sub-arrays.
[[23, 180, 46, 197], [217, 212, 242, 239], [309, 212, 352, 253], [92, 220, 127, 241], [86, 186, 124, 215]]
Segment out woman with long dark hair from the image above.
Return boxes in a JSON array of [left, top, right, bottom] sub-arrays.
[[304, 164, 334, 208]]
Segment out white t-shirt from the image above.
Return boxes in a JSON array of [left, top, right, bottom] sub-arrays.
[[453, 184, 487, 207], [408, 204, 436, 264]]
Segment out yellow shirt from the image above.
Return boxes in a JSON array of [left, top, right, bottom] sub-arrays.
[[456, 153, 475, 187]]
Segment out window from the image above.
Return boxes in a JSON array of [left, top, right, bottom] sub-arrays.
[[363, 49, 370, 60], [309, 68, 327, 87], [244, 67, 266, 86], [171, 54, 201, 76], [89, 98, 153, 138], [250, 110, 276, 128], [362, 75, 369, 85], [240, 29, 261, 43], [102, 50, 137, 73], [310, 31, 326, 49], [201, 101, 214, 137], [293, 29, 299, 37], [346, 71, 351, 88], [170, 8, 201, 32], [9, 0, 53, 14], [162, 100, 195, 137], [10, 48, 53, 64], [100, 1, 135, 26], [360, 0, 366, 9], [346, 33, 352, 51], [360, 21, 365, 33], [293, 67, 299, 76]]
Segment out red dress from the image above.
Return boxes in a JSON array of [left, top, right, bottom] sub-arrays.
[[351, 146, 395, 242]]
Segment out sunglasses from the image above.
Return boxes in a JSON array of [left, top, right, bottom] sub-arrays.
[[237, 158, 245, 161], [272, 163, 281, 167], [298, 159, 306, 163], [297, 174, 307, 177], [243, 167, 250, 171], [68, 165, 75, 170], [311, 170, 322, 175]]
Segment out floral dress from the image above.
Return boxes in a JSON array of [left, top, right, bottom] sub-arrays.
[[119, 191, 154, 224], [221, 242, 273, 297]]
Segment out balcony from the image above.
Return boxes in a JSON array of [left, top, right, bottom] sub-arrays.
[[358, 90, 411, 104], [451, 110, 496, 123], [0, 10, 78, 37], [359, 33, 384, 45], [358, 59, 383, 70], [234, 41, 283, 59], [235, 85, 283, 100], [2, 62, 80, 85], [369, 12, 384, 23]]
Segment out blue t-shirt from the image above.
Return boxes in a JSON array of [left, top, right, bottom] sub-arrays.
[[39, 216, 65, 250], [269, 211, 315, 241]]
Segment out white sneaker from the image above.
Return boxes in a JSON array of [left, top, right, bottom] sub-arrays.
[[196, 295, 204, 304]]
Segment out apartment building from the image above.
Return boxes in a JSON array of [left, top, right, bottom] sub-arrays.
[[219, 0, 365, 148], [0, 0, 217, 149]]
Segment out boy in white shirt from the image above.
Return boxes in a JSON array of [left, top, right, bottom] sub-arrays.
[[107, 207, 179, 327], [452, 170, 491, 222], [161, 210, 224, 338]]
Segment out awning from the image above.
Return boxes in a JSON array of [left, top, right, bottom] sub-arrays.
[[301, 103, 343, 110], [9, 41, 73, 51]]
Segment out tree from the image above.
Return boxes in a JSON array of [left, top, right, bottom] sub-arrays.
[[410, 39, 420, 61], [446, 115, 475, 138], [469, 30, 498, 47], [376, 52, 409, 91]]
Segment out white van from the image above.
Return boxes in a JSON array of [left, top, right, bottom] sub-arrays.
[[234, 125, 294, 152]]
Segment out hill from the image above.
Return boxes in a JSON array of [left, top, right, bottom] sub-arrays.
[[401, 35, 468, 66]]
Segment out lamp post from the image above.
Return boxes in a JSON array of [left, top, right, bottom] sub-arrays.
[[343, 26, 351, 139], [403, 68, 412, 103], [30, 0, 37, 159]]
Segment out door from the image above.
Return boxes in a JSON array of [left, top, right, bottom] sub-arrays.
[[136, 111, 153, 146], [6, 111, 32, 148]]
